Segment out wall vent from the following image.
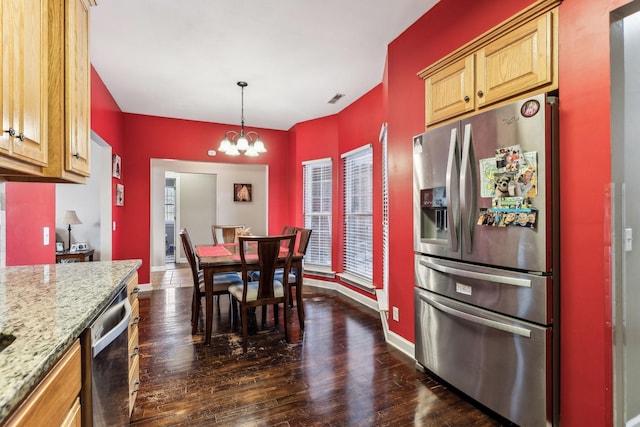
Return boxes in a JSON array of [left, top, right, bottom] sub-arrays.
[[328, 93, 345, 104]]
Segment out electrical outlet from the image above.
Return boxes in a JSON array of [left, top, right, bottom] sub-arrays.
[[43, 227, 49, 245], [392, 306, 399, 322]]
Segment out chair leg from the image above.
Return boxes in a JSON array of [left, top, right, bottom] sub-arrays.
[[261, 305, 268, 328], [191, 293, 199, 335], [289, 284, 294, 308], [274, 303, 279, 326], [283, 301, 290, 343], [241, 305, 249, 353], [231, 298, 239, 332]]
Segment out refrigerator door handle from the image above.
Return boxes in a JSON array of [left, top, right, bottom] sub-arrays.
[[419, 293, 532, 338], [460, 123, 474, 254], [446, 127, 459, 252], [419, 258, 532, 288]]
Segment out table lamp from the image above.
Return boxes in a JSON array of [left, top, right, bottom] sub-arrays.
[[62, 210, 82, 251]]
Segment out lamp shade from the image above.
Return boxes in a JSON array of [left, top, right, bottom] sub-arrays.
[[63, 210, 82, 225]]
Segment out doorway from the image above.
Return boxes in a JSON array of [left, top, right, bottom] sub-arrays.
[[149, 159, 269, 272], [611, 3, 640, 426]]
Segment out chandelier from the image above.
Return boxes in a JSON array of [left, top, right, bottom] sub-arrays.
[[217, 81, 266, 157]]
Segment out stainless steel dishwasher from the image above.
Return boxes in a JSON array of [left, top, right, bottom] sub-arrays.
[[83, 285, 131, 426]]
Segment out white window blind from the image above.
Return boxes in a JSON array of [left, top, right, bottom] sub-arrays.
[[342, 145, 373, 281], [303, 158, 332, 268], [380, 123, 389, 291]]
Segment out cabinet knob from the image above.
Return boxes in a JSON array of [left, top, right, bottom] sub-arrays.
[[463, 96, 470, 103], [73, 152, 80, 158], [477, 90, 484, 98], [16, 133, 25, 142], [4, 128, 16, 137]]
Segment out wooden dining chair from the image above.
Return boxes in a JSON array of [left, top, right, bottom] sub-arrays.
[[211, 225, 245, 245], [278, 228, 312, 326], [282, 225, 296, 235], [179, 228, 242, 334], [228, 234, 296, 353]]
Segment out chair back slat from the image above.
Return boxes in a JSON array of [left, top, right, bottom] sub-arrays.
[[179, 228, 200, 289], [239, 234, 296, 302]]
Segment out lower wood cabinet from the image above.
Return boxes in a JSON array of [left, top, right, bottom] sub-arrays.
[[127, 272, 141, 414], [6, 340, 81, 427]]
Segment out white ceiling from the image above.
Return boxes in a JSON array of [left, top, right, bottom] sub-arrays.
[[89, 0, 438, 131]]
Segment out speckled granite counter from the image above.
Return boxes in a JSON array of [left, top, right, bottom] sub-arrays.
[[0, 260, 141, 424]]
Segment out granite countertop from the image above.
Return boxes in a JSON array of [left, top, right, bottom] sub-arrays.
[[0, 259, 141, 423]]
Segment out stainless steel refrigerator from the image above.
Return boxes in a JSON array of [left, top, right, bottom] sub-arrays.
[[413, 93, 559, 426]]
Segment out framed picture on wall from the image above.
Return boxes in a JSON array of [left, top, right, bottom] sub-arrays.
[[234, 183, 252, 202], [113, 154, 121, 178], [116, 183, 124, 206]]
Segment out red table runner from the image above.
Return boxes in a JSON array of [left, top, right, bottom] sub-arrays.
[[197, 245, 232, 257]]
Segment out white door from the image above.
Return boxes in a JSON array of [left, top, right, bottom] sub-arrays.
[[612, 5, 640, 426]]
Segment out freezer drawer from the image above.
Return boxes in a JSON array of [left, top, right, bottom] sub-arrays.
[[415, 254, 553, 325], [415, 287, 553, 427]]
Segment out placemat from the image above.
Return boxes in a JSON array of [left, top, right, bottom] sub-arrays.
[[197, 245, 232, 257]]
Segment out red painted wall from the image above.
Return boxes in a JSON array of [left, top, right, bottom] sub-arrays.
[[557, 0, 627, 424], [120, 113, 291, 284], [5, 182, 55, 266], [91, 66, 126, 259], [290, 85, 384, 291]]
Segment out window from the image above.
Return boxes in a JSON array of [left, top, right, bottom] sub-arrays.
[[342, 145, 373, 282], [303, 158, 332, 269], [380, 123, 389, 292]]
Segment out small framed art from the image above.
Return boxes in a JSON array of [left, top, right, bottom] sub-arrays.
[[116, 183, 124, 206], [234, 183, 252, 202], [113, 154, 121, 178]]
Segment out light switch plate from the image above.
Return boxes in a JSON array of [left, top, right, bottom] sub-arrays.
[[43, 227, 49, 245]]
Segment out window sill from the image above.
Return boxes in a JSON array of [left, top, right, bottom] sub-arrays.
[[337, 272, 375, 294], [305, 266, 335, 279]]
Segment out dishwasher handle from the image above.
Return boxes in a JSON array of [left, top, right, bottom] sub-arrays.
[[92, 297, 131, 358]]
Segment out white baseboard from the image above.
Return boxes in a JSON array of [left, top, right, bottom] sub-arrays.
[[627, 413, 640, 427], [138, 283, 152, 292], [386, 329, 415, 359], [304, 277, 378, 311]]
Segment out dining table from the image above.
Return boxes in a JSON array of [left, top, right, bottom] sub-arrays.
[[195, 241, 304, 345]]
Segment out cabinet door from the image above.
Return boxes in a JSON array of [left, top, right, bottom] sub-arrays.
[[0, 0, 48, 166], [65, 0, 91, 176], [475, 12, 553, 108], [425, 56, 475, 125]]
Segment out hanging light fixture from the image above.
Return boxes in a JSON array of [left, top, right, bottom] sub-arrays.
[[217, 81, 266, 157]]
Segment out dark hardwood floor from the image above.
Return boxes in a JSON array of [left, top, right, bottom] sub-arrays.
[[131, 275, 509, 426]]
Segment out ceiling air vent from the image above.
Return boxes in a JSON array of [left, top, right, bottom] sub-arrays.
[[328, 93, 345, 104]]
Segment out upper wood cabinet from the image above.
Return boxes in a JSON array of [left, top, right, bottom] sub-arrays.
[[0, 0, 49, 173], [419, 0, 560, 127], [0, 0, 94, 182], [475, 12, 553, 108], [45, 0, 92, 182], [424, 56, 476, 125]]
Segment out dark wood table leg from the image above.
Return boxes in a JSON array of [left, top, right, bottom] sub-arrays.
[[204, 268, 215, 345]]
